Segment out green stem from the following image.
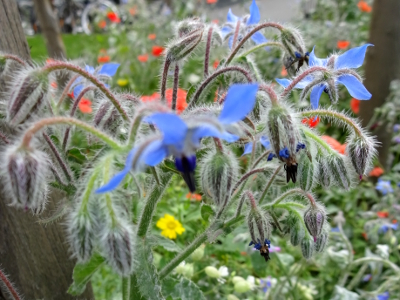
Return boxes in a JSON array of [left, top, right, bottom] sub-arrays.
[[300, 109, 363, 137], [238, 42, 286, 58], [225, 22, 284, 65], [159, 216, 244, 280], [129, 274, 145, 300], [302, 127, 335, 154], [259, 165, 283, 204], [42, 62, 130, 121], [137, 172, 172, 238], [21, 116, 122, 150], [81, 168, 100, 211]]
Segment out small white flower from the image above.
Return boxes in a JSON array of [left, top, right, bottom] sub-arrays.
[[188, 74, 200, 84], [218, 266, 229, 277], [376, 244, 389, 259]]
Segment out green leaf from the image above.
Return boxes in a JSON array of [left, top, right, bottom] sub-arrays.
[[148, 235, 182, 253], [162, 277, 206, 300], [68, 253, 105, 296], [67, 147, 87, 164], [134, 240, 165, 300], [200, 204, 214, 222], [186, 85, 197, 104]]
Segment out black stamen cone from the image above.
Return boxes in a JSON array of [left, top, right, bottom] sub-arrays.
[[175, 156, 197, 192], [285, 163, 298, 183]]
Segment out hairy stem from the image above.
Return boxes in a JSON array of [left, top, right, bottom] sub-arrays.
[[56, 74, 80, 108], [259, 84, 278, 105], [204, 27, 213, 78], [187, 66, 252, 109], [137, 172, 172, 238], [42, 62, 129, 121], [172, 64, 180, 111], [225, 22, 284, 65], [239, 42, 286, 58], [0, 268, 21, 300], [159, 216, 244, 279], [231, 167, 268, 195], [62, 86, 96, 150], [252, 150, 272, 169], [281, 66, 328, 98], [43, 133, 73, 182], [231, 20, 241, 50], [300, 109, 363, 137], [160, 59, 171, 102], [259, 165, 283, 204], [3, 54, 26, 67], [21, 116, 122, 150]]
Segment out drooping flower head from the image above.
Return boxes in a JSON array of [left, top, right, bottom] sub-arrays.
[[220, 0, 268, 48], [276, 44, 373, 108], [96, 84, 259, 193]]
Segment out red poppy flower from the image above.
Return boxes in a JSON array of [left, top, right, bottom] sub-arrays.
[[107, 11, 121, 23], [358, 1, 372, 12], [165, 88, 188, 114], [302, 117, 320, 128], [137, 54, 149, 62], [98, 55, 110, 63], [141, 93, 160, 102], [321, 135, 346, 154], [377, 211, 389, 218], [148, 33, 156, 40], [207, 0, 218, 3], [369, 167, 384, 177], [211, 19, 219, 24], [51, 81, 58, 89], [79, 98, 92, 114], [392, 219, 398, 224], [152, 46, 164, 57], [350, 98, 360, 114], [186, 193, 202, 201], [337, 40, 350, 50], [361, 232, 368, 240], [213, 60, 220, 69], [98, 20, 107, 29], [46, 58, 56, 65]]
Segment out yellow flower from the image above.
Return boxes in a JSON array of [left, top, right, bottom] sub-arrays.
[[156, 214, 185, 239], [117, 78, 129, 87]]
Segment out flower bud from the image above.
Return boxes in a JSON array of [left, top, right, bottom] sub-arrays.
[[301, 237, 314, 259], [298, 151, 317, 191], [176, 18, 204, 37], [304, 203, 326, 241], [200, 149, 239, 208], [67, 209, 96, 262], [191, 244, 205, 261], [347, 135, 376, 176], [315, 231, 329, 253], [7, 69, 49, 126], [330, 155, 351, 190], [234, 280, 252, 293], [205, 266, 220, 278], [100, 221, 134, 276], [317, 159, 331, 187], [166, 29, 204, 62], [2, 145, 49, 210]]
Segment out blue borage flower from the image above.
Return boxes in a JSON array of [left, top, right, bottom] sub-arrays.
[[275, 44, 373, 108], [259, 277, 272, 293], [242, 136, 271, 156], [377, 292, 390, 300], [376, 179, 393, 195], [221, 0, 268, 49], [96, 83, 259, 194], [73, 63, 120, 96], [379, 223, 398, 234]]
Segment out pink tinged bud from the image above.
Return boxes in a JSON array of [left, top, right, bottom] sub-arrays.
[[3, 146, 49, 211], [7, 72, 48, 126], [304, 204, 326, 239]]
